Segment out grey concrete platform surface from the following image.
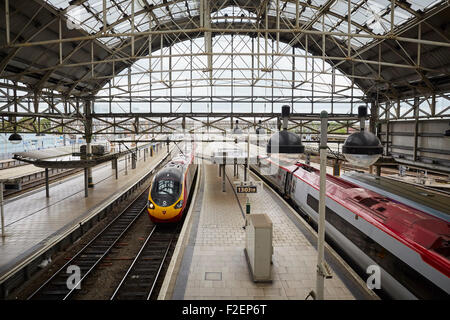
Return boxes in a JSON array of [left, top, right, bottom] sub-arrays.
[[161, 163, 378, 300]]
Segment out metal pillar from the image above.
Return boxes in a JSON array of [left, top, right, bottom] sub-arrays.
[[114, 158, 118, 180], [413, 97, 419, 161], [150, 146, 153, 157], [1, 182, 4, 237], [131, 152, 136, 169], [244, 158, 248, 181], [85, 100, 94, 188], [376, 165, 382, 176], [222, 151, 226, 192], [245, 134, 250, 181], [222, 165, 226, 193], [125, 155, 128, 175], [84, 168, 89, 197], [144, 148, 146, 162], [45, 168, 49, 198], [316, 110, 330, 300], [87, 142, 93, 188]]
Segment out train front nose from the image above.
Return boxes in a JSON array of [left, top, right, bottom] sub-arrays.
[[147, 199, 182, 222]]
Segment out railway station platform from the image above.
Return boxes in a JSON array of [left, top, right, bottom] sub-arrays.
[[159, 163, 378, 300], [0, 146, 84, 193], [0, 145, 169, 296], [0, 158, 24, 170]]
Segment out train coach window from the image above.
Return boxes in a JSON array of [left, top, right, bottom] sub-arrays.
[[307, 194, 319, 212]]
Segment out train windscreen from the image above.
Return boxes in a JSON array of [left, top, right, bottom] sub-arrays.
[[151, 170, 182, 207]]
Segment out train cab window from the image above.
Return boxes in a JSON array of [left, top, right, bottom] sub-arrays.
[[156, 180, 176, 195], [155, 179, 179, 195], [150, 170, 183, 207]]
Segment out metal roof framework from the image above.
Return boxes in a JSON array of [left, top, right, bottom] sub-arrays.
[[0, 0, 448, 139]]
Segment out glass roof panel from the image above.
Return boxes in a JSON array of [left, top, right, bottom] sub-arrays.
[[331, 0, 350, 17], [407, 0, 441, 11], [43, 0, 445, 51]]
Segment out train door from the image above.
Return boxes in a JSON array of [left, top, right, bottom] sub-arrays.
[[284, 167, 299, 198]]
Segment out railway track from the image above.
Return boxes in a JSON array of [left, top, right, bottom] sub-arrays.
[[27, 190, 150, 300], [110, 225, 178, 300]]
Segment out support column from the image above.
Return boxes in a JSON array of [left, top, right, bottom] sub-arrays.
[[222, 151, 226, 192], [131, 152, 136, 169], [84, 168, 89, 197], [369, 100, 378, 135], [124, 154, 128, 175], [244, 158, 248, 181], [376, 165, 382, 176], [316, 111, 330, 300], [45, 168, 49, 198], [85, 100, 94, 188], [1, 182, 4, 237], [114, 158, 118, 180], [245, 134, 250, 181], [413, 96, 419, 161]]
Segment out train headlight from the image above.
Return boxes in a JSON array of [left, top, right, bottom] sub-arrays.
[[147, 201, 155, 209], [174, 200, 183, 209]]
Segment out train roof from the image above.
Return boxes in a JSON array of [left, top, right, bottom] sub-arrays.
[[283, 162, 450, 277], [341, 172, 450, 221], [154, 165, 183, 181], [156, 150, 194, 178]]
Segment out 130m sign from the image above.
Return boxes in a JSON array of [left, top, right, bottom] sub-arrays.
[[236, 186, 257, 193]]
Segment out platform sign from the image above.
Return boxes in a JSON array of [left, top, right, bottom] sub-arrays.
[[235, 180, 261, 194], [236, 185, 257, 193]]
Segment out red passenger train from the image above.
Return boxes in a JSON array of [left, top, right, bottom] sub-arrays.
[[147, 148, 197, 223], [254, 157, 449, 299]]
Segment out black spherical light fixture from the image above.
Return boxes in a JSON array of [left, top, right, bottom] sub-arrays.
[[266, 128, 305, 154], [8, 132, 22, 144], [342, 105, 383, 167], [266, 106, 304, 164]]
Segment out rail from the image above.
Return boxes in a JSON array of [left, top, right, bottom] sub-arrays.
[[28, 187, 153, 300]]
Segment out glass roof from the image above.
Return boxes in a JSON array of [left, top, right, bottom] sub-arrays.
[[45, 0, 444, 50]]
